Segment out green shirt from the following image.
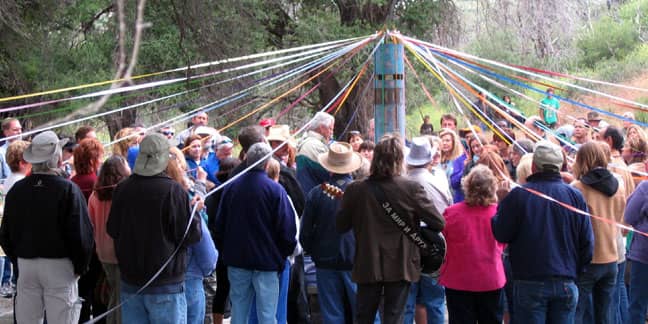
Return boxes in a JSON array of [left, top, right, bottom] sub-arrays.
[[540, 97, 560, 124]]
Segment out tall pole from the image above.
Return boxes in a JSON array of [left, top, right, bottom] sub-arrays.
[[374, 36, 405, 142]]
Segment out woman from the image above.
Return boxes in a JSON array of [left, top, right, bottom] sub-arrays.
[[184, 134, 205, 179], [348, 130, 364, 152], [72, 138, 104, 201], [88, 155, 130, 324], [622, 137, 647, 186], [477, 149, 512, 202], [462, 134, 487, 176], [626, 125, 647, 142], [167, 148, 217, 324], [571, 141, 626, 324], [72, 137, 108, 322], [624, 180, 648, 324], [205, 157, 241, 324], [111, 127, 137, 158], [439, 129, 467, 202], [336, 134, 445, 324], [440, 165, 505, 324]]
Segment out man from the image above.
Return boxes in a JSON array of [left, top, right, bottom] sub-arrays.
[[176, 111, 209, 146], [300, 142, 362, 323], [403, 137, 452, 324], [159, 126, 175, 140], [202, 136, 234, 185], [440, 114, 457, 131], [539, 88, 560, 128], [107, 133, 201, 323], [296, 111, 334, 194], [74, 125, 97, 143], [587, 111, 603, 129], [621, 111, 635, 135], [572, 118, 590, 146], [492, 141, 594, 324], [419, 115, 433, 135], [0, 118, 22, 178], [367, 118, 375, 142], [524, 115, 546, 140], [215, 142, 297, 324], [259, 118, 276, 137], [337, 134, 445, 324], [0, 131, 94, 324], [601, 126, 635, 196], [267, 125, 305, 215]]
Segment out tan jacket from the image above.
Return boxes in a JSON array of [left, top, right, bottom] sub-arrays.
[[572, 179, 626, 264], [336, 176, 445, 284]]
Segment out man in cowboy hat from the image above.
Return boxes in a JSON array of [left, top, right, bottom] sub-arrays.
[[403, 137, 451, 324], [0, 130, 94, 324], [107, 133, 202, 323], [300, 142, 363, 323], [267, 124, 305, 215]]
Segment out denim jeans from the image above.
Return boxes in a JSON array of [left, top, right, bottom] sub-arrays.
[[313, 268, 357, 324], [120, 285, 187, 324], [575, 262, 617, 324], [249, 260, 290, 324], [1, 256, 11, 285], [613, 261, 629, 324], [228, 266, 279, 324], [185, 278, 206, 324], [513, 279, 578, 324], [403, 275, 445, 324], [628, 260, 648, 324]]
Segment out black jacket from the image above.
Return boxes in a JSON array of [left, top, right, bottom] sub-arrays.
[[107, 174, 201, 287], [0, 174, 94, 275]]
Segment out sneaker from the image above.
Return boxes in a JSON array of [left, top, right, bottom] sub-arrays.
[[0, 284, 14, 298]]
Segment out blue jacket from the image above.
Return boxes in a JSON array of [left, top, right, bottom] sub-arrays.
[[492, 172, 594, 280], [300, 174, 355, 270], [214, 169, 297, 271], [186, 218, 218, 279], [201, 152, 220, 185]]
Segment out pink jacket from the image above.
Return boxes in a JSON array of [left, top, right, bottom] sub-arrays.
[[88, 192, 118, 264], [439, 202, 506, 291]]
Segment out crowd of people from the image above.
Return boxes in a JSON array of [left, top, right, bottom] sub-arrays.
[[0, 90, 645, 324]]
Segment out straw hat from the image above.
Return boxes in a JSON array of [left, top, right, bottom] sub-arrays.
[[318, 142, 362, 174], [266, 125, 296, 147]]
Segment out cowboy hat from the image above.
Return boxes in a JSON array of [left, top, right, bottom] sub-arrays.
[[318, 142, 362, 174]]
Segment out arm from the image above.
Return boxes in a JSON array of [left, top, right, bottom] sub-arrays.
[[299, 191, 317, 254], [275, 190, 297, 258], [64, 185, 95, 275], [213, 189, 228, 250], [576, 195, 594, 271], [167, 185, 201, 247], [336, 183, 355, 233], [0, 191, 15, 261], [194, 219, 218, 277], [624, 182, 648, 227], [491, 188, 521, 243], [414, 183, 445, 231]]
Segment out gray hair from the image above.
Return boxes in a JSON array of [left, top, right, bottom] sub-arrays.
[[246, 142, 273, 171], [512, 139, 535, 155], [309, 112, 334, 131]]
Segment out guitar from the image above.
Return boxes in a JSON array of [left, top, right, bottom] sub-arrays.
[[326, 181, 447, 274]]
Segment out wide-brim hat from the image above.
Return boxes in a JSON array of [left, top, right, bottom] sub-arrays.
[[533, 140, 563, 173], [23, 131, 68, 164], [406, 136, 436, 166], [267, 125, 296, 147], [134, 133, 171, 176], [318, 142, 362, 174]]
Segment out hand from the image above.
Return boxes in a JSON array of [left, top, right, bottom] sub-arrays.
[[191, 195, 205, 211], [196, 166, 207, 183]]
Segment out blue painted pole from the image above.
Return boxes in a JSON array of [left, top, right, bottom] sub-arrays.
[[374, 40, 405, 142]]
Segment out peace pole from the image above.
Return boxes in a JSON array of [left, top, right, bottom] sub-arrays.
[[374, 36, 405, 141]]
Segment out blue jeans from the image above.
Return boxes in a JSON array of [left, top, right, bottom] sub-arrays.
[[403, 275, 445, 324], [1, 256, 10, 285], [628, 260, 648, 324], [185, 278, 205, 324], [249, 260, 290, 324], [228, 266, 279, 324], [614, 261, 629, 324], [120, 284, 187, 324], [514, 279, 578, 324], [314, 268, 357, 324], [575, 262, 617, 324]]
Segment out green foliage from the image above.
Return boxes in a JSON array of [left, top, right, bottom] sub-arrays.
[[577, 18, 638, 67]]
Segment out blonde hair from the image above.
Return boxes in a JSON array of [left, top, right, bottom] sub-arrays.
[[572, 141, 610, 179], [6, 140, 29, 172], [626, 125, 647, 142], [439, 128, 463, 162], [169, 147, 188, 171], [516, 153, 534, 185], [462, 165, 497, 207], [112, 127, 137, 157], [167, 147, 188, 190], [266, 158, 280, 181]]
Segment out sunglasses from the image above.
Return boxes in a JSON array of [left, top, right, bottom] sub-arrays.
[[161, 131, 174, 136]]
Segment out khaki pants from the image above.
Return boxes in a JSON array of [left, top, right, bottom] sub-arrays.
[[16, 258, 81, 324]]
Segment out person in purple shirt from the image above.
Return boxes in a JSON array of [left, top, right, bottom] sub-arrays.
[[624, 181, 648, 324]]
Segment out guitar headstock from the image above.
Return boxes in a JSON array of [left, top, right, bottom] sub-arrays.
[[321, 182, 344, 200]]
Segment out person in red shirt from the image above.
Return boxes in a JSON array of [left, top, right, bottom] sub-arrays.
[[71, 138, 104, 202]]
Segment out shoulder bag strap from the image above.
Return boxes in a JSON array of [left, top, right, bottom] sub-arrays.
[[365, 180, 428, 250]]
